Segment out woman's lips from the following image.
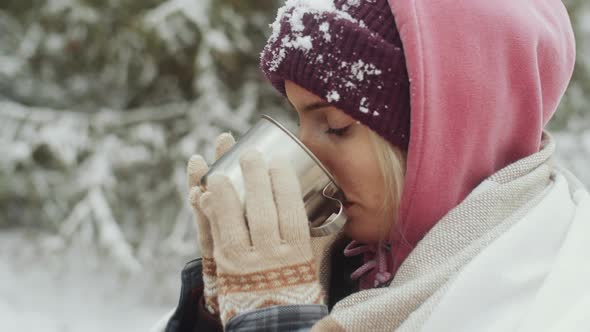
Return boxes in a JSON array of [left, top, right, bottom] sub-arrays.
[[340, 191, 354, 208], [344, 202, 354, 215]]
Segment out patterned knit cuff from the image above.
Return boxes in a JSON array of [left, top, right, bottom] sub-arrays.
[[202, 257, 219, 314], [217, 261, 325, 324]]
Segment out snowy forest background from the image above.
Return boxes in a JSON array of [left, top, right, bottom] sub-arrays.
[[1, 1, 589, 331]]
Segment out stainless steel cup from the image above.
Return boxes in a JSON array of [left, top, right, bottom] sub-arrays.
[[200, 115, 347, 237]]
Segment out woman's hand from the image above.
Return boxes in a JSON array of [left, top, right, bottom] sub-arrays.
[[187, 132, 235, 315], [200, 150, 324, 325]]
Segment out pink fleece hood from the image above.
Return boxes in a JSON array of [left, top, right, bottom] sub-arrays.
[[386, 0, 576, 276]]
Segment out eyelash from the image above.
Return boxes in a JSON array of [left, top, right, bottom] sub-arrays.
[[295, 121, 351, 137], [325, 125, 351, 136]]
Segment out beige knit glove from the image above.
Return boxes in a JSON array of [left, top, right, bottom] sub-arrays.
[[187, 133, 235, 315], [200, 150, 324, 325]]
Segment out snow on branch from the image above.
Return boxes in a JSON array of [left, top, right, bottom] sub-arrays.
[[89, 187, 142, 273]]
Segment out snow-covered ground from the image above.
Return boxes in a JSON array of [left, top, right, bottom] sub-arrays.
[[0, 230, 177, 332]]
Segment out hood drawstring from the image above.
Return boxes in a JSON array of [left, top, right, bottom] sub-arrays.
[[344, 240, 393, 288]]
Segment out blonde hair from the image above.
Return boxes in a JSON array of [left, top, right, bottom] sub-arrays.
[[367, 130, 407, 233]]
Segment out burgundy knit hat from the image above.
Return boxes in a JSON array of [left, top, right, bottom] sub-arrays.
[[260, 0, 410, 149]]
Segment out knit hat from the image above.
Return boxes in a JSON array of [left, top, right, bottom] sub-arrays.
[[260, 0, 410, 149]]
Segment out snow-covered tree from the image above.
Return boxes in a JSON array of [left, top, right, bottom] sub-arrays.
[[554, 0, 590, 130], [0, 0, 285, 271]]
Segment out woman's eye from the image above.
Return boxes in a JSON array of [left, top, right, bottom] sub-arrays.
[[325, 125, 351, 136]]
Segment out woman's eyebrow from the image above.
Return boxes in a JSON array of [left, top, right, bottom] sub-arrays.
[[302, 101, 332, 112], [287, 99, 332, 113]]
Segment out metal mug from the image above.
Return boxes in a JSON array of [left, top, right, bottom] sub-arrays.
[[200, 115, 347, 237]]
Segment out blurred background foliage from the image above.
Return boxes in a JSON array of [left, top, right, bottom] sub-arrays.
[[554, 0, 590, 130], [0, 0, 286, 275], [0, 0, 588, 273], [0, 0, 280, 110]]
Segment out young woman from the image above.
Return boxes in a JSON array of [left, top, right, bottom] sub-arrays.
[[162, 0, 590, 331]]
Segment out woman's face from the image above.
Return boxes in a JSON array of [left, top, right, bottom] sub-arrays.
[[284, 81, 393, 243]]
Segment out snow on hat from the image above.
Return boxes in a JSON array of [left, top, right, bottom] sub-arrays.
[[260, 0, 410, 149]]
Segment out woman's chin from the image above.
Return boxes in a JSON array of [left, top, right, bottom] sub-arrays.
[[343, 221, 381, 243]]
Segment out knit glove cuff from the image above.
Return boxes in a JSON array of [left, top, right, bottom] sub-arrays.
[[201, 257, 220, 314], [217, 261, 324, 323]]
